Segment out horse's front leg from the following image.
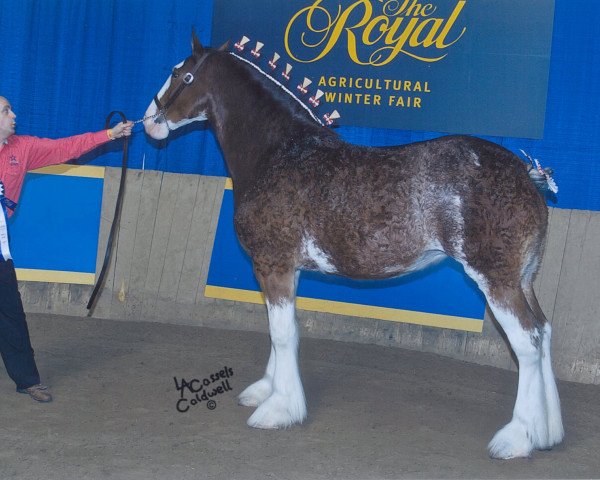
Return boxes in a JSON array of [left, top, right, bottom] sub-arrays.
[[242, 269, 307, 429]]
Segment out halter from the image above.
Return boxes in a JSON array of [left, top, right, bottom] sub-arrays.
[[133, 51, 210, 125], [150, 51, 212, 121]]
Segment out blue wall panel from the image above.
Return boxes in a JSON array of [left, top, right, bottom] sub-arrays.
[[8, 166, 104, 283]]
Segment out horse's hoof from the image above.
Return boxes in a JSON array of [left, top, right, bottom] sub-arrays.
[[238, 378, 272, 407], [246, 394, 306, 430], [488, 421, 534, 459], [546, 414, 565, 448]]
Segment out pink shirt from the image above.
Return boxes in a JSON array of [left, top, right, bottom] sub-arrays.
[[0, 131, 109, 216]]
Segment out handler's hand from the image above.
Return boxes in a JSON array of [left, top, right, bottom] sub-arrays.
[[109, 121, 134, 139]]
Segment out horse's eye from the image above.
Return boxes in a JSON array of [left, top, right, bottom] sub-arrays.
[[172, 70, 179, 79]]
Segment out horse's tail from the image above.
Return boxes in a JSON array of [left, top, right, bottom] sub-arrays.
[[520, 149, 558, 196]]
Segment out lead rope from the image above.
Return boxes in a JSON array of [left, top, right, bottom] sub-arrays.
[[132, 111, 163, 125], [86, 111, 130, 314]]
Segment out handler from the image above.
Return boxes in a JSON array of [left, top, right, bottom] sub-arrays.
[[0, 95, 133, 402]]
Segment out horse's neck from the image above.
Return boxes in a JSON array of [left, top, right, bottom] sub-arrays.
[[209, 58, 321, 190]]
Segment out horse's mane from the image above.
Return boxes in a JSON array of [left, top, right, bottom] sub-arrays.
[[219, 50, 337, 135]]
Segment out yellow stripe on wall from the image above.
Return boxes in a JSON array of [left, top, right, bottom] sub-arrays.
[[16, 268, 95, 285], [204, 285, 484, 333], [30, 164, 105, 179]]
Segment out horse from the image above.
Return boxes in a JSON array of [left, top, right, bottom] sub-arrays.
[[143, 32, 564, 459]]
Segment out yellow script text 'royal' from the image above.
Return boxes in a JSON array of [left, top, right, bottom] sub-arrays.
[[285, 0, 467, 66]]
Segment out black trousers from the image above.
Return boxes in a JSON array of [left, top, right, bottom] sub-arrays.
[[0, 259, 40, 390]]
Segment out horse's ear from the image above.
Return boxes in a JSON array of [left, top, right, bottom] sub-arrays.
[[191, 29, 203, 55], [218, 40, 230, 52]]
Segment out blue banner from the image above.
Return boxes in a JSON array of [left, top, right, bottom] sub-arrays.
[[2, 0, 599, 212], [213, 0, 555, 138]]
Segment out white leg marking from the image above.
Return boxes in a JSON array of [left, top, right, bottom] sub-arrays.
[[247, 299, 306, 429], [541, 323, 564, 446], [238, 345, 275, 407], [487, 302, 547, 459]]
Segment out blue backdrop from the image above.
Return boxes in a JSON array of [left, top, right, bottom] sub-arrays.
[[0, 0, 599, 211]]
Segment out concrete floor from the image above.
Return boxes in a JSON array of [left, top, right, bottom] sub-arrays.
[[1, 314, 599, 480]]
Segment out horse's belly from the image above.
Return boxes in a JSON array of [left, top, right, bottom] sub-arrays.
[[301, 234, 446, 280], [378, 249, 447, 277]]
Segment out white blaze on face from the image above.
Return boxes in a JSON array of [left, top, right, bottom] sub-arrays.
[[143, 73, 172, 140], [143, 60, 208, 140]]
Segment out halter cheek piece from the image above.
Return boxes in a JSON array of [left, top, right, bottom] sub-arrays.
[[153, 51, 211, 118]]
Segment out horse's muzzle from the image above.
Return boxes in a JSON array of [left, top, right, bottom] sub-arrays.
[[143, 106, 170, 140]]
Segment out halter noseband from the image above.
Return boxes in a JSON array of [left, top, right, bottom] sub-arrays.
[[153, 51, 211, 117]]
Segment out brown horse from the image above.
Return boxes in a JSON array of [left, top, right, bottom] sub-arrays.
[[144, 33, 563, 459]]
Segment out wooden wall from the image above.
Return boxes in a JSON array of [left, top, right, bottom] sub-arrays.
[[20, 168, 600, 384]]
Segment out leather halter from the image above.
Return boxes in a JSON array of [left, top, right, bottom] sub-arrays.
[[153, 51, 211, 117]]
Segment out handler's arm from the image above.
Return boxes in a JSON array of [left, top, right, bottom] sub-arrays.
[[25, 122, 133, 171], [25, 131, 113, 171]]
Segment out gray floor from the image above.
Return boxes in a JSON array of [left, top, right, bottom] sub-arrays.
[[1, 314, 599, 480]]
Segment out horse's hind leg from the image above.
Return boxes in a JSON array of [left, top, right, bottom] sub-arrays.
[[484, 286, 556, 458], [522, 284, 564, 446], [242, 269, 306, 429]]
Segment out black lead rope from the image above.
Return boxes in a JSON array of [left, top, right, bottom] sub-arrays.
[[86, 111, 129, 315], [87, 53, 210, 314]]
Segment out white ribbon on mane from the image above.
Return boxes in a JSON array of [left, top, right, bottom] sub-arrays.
[[229, 52, 325, 127]]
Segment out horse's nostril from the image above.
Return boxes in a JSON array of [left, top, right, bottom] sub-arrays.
[[154, 117, 163, 124]]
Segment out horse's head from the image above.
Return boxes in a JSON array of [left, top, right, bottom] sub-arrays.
[[144, 32, 223, 140]]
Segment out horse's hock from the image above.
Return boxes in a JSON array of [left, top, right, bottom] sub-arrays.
[[19, 168, 600, 387]]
